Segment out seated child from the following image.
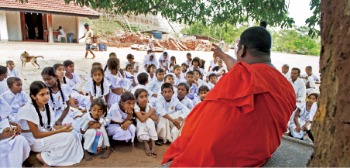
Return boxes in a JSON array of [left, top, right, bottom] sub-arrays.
[[180, 63, 188, 82], [155, 83, 190, 144], [193, 69, 207, 87], [0, 77, 28, 121], [147, 64, 157, 82], [6, 60, 20, 78], [83, 67, 110, 103], [288, 100, 314, 140], [63, 60, 82, 91], [107, 92, 136, 145], [207, 73, 218, 90], [0, 65, 9, 95], [177, 82, 194, 110], [185, 71, 198, 100], [104, 52, 117, 73], [173, 65, 182, 85], [134, 89, 158, 156], [146, 68, 165, 104], [193, 85, 210, 105], [0, 100, 30, 167], [124, 64, 137, 90], [84, 62, 103, 82], [131, 72, 149, 95], [81, 98, 112, 161], [105, 58, 127, 108]]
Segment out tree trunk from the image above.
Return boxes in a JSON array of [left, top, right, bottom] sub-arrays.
[[308, 0, 350, 166]]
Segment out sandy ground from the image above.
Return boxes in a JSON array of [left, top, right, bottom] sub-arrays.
[[0, 42, 320, 167]]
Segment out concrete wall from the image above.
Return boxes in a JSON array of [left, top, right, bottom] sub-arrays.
[[52, 15, 77, 41], [6, 12, 22, 41]]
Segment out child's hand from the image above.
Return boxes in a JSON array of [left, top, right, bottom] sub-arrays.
[[121, 121, 132, 130], [125, 109, 133, 115], [295, 126, 301, 133], [149, 108, 156, 115], [0, 128, 15, 140], [59, 125, 73, 133], [301, 125, 308, 131], [90, 123, 101, 129], [152, 94, 157, 98], [172, 120, 181, 129], [55, 120, 63, 126]]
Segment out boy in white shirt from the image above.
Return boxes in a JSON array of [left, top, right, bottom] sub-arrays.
[[155, 83, 190, 144], [131, 72, 149, 95], [0, 66, 9, 95], [177, 82, 194, 110], [146, 68, 165, 105], [6, 60, 20, 78], [207, 73, 218, 90], [63, 60, 82, 92]]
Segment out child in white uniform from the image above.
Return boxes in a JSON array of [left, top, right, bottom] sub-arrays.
[[131, 72, 149, 95], [134, 89, 158, 156], [146, 68, 165, 105], [185, 71, 198, 100], [0, 77, 28, 121], [289, 100, 314, 140], [17, 81, 83, 167], [193, 85, 210, 105], [83, 67, 110, 103], [177, 83, 194, 110], [63, 60, 82, 92], [6, 60, 20, 78], [81, 98, 112, 161], [0, 66, 9, 95], [107, 92, 136, 145], [155, 83, 190, 144]]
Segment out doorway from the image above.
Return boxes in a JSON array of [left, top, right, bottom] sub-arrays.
[[20, 13, 47, 41]]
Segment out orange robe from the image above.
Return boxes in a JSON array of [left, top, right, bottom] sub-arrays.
[[162, 62, 296, 167]]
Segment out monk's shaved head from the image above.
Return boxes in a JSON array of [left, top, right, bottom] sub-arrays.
[[238, 26, 271, 56]]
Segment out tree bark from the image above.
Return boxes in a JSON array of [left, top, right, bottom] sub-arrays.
[[308, 0, 350, 166]]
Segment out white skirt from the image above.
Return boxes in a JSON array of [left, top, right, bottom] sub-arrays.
[[31, 132, 83, 166], [107, 124, 136, 142], [0, 135, 30, 168]]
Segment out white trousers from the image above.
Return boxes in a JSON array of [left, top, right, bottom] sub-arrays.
[[107, 124, 136, 143], [157, 111, 182, 143]]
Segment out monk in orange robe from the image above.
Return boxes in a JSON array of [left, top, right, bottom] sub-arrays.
[[162, 27, 296, 167]]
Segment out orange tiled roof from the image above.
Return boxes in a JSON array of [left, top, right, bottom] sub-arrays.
[[0, 0, 100, 18]]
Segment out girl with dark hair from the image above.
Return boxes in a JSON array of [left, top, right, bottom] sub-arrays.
[[17, 81, 83, 167], [63, 60, 82, 91], [105, 58, 127, 108], [189, 57, 205, 77], [134, 89, 158, 156], [147, 64, 156, 81], [83, 67, 110, 104], [124, 64, 137, 90], [169, 56, 177, 73], [81, 98, 112, 161], [53, 63, 67, 85], [41, 67, 71, 125], [107, 92, 136, 145]]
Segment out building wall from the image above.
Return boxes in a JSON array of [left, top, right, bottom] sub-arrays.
[[52, 15, 77, 41], [5, 12, 22, 41]]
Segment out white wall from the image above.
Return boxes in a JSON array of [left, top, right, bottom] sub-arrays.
[[52, 15, 77, 41], [6, 12, 22, 41], [0, 11, 9, 42]]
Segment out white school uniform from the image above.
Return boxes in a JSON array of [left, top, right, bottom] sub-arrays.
[[83, 80, 110, 100], [105, 71, 128, 108], [158, 56, 169, 69], [290, 78, 306, 108], [180, 72, 187, 83], [147, 73, 155, 82], [155, 95, 190, 143], [207, 82, 215, 90], [305, 76, 316, 95], [124, 71, 137, 90], [209, 60, 218, 71], [288, 103, 312, 139], [7, 68, 20, 78], [134, 103, 158, 142], [143, 57, 158, 70], [282, 71, 291, 81], [131, 84, 147, 95], [189, 67, 205, 77], [17, 103, 83, 166], [0, 119, 30, 168], [0, 97, 11, 120], [0, 90, 28, 121], [0, 79, 9, 95], [146, 79, 163, 105], [193, 97, 202, 106], [48, 84, 71, 123], [178, 96, 194, 110], [65, 73, 82, 91], [186, 83, 198, 100], [107, 103, 136, 142], [174, 74, 182, 86], [81, 113, 110, 152]]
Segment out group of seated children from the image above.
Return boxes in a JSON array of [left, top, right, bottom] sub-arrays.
[[0, 51, 227, 167]]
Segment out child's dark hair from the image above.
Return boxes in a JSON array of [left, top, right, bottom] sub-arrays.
[[30, 81, 51, 127], [161, 83, 174, 92], [119, 92, 136, 106], [170, 56, 176, 64], [7, 77, 21, 88], [127, 53, 134, 59], [134, 88, 148, 99], [90, 98, 107, 117], [137, 72, 148, 85], [53, 63, 67, 83], [109, 52, 117, 58], [164, 74, 174, 82], [186, 52, 192, 57], [91, 67, 105, 97], [125, 64, 133, 70], [0, 65, 7, 75], [193, 69, 202, 78], [41, 67, 66, 107], [63, 60, 74, 67], [308, 93, 319, 100], [186, 71, 194, 76], [198, 85, 210, 95], [208, 73, 217, 80], [178, 82, 189, 93], [192, 57, 201, 66], [147, 64, 156, 73], [6, 60, 14, 65], [200, 59, 205, 69], [107, 58, 120, 71], [173, 65, 181, 71], [155, 68, 165, 75], [92, 62, 102, 68]]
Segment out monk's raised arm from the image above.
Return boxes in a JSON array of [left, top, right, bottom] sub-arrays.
[[211, 44, 237, 70]]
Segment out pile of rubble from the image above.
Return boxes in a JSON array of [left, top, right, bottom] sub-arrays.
[[98, 32, 228, 52]]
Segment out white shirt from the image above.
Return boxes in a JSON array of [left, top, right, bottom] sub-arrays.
[[83, 80, 110, 99], [290, 78, 306, 108], [282, 71, 291, 80], [0, 90, 28, 118], [178, 96, 194, 110], [107, 103, 127, 123], [131, 84, 147, 95], [7, 68, 20, 78], [0, 79, 9, 95], [65, 73, 82, 91], [155, 95, 190, 119]]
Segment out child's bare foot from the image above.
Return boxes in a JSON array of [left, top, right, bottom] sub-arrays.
[[144, 141, 152, 156], [84, 150, 94, 161], [100, 147, 112, 159], [36, 153, 49, 167], [151, 148, 157, 157]]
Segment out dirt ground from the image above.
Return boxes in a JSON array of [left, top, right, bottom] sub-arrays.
[[0, 42, 320, 167]]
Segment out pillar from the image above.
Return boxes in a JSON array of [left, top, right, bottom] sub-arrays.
[[0, 11, 9, 42]]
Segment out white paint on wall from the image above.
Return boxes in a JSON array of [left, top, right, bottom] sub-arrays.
[[76, 17, 86, 44], [0, 11, 9, 42], [6, 12, 22, 41]]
